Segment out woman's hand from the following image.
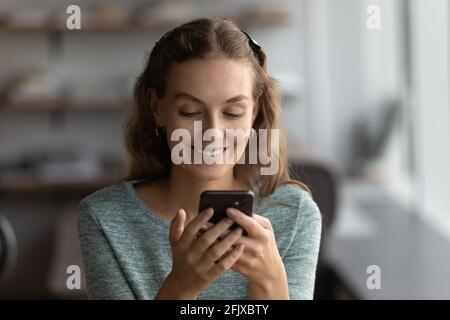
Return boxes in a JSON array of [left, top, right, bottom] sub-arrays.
[[155, 208, 245, 300], [199, 208, 289, 299]]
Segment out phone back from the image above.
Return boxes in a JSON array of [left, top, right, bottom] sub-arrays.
[[199, 190, 254, 226]]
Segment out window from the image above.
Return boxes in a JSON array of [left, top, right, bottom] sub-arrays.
[[409, 0, 450, 234]]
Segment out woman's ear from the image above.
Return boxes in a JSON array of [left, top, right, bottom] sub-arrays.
[[149, 88, 163, 126]]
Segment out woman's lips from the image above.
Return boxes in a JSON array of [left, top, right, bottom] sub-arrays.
[[191, 145, 229, 157]]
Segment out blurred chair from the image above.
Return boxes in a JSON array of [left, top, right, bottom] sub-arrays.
[[0, 198, 70, 299], [289, 157, 341, 299], [0, 213, 17, 285]]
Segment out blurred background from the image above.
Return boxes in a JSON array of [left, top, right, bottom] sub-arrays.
[[0, 0, 449, 299]]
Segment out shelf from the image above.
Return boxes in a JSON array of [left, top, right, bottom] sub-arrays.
[[0, 100, 130, 113], [0, 177, 120, 196], [0, 94, 297, 113], [0, 21, 173, 33], [0, 7, 290, 34]]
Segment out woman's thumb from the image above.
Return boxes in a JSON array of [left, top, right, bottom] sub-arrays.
[[169, 209, 186, 245]]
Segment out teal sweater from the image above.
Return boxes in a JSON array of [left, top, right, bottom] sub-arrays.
[[78, 179, 322, 300]]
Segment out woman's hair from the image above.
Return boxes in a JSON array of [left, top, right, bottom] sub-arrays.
[[124, 17, 311, 199]]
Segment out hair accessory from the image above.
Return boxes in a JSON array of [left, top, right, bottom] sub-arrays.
[[241, 29, 263, 65], [241, 30, 261, 51]]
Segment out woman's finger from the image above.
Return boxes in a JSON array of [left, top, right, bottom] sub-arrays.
[[209, 244, 245, 277], [218, 228, 232, 240], [216, 234, 257, 262], [179, 208, 214, 245], [232, 234, 259, 251], [216, 245, 237, 263], [169, 209, 186, 245], [192, 218, 234, 255], [201, 222, 232, 240], [202, 227, 243, 266], [252, 213, 272, 230], [222, 248, 233, 259], [226, 208, 262, 238], [200, 222, 214, 232]]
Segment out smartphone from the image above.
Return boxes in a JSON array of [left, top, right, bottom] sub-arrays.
[[199, 190, 254, 236]]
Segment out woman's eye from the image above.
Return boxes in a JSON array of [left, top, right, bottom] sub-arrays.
[[224, 112, 243, 118], [179, 111, 201, 117]]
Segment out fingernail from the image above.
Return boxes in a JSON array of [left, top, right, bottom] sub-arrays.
[[233, 227, 242, 234], [176, 209, 186, 221], [203, 208, 213, 216], [227, 208, 237, 216]]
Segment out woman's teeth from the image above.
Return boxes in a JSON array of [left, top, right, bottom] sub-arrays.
[[192, 146, 227, 157]]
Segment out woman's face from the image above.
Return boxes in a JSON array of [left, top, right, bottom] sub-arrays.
[[153, 58, 257, 181]]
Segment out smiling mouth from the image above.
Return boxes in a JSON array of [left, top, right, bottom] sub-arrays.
[[191, 145, 229, 157]]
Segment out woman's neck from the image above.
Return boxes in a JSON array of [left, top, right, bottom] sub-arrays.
[[166, 167, 242, 222]]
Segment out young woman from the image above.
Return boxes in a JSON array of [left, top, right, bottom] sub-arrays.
[[78, 17, 322, 300]]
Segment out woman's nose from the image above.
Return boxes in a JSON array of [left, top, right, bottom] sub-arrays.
[[202, 114, 225, 140], [203, 113, 223, 131]]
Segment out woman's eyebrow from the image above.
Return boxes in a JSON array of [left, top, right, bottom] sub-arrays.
[[172, 92, 206, 105], [172, 92, 250, 105], [224, 95, 250, 104]]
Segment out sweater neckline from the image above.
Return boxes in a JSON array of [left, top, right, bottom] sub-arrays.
[[123, 178, 171, 228]]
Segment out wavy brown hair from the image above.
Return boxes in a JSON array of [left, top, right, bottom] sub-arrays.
[[124, 17, 311, 199]]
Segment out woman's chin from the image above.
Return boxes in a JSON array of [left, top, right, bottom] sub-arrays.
[[183, 163, 233, 181]]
